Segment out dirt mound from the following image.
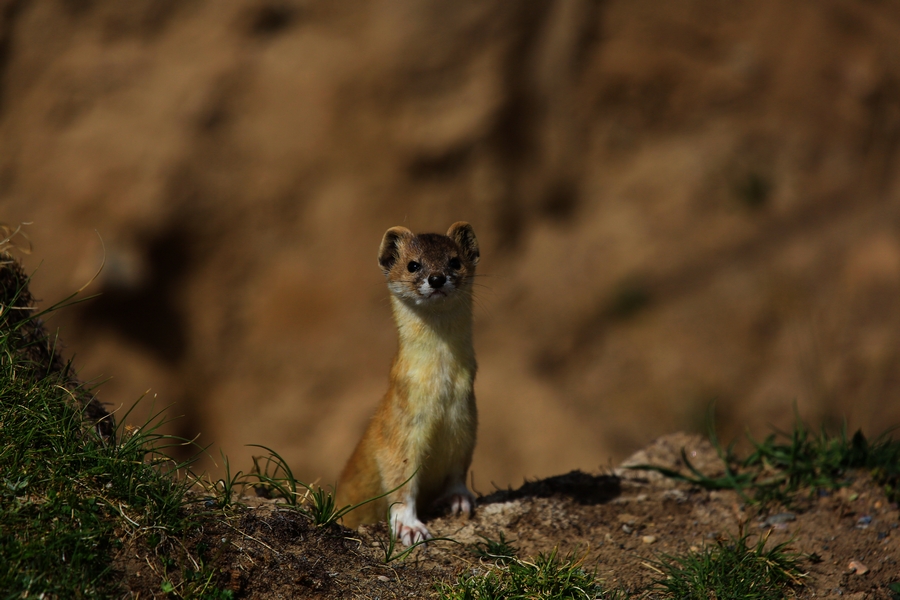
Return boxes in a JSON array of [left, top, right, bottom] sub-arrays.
[[117, 433, 900, 598]]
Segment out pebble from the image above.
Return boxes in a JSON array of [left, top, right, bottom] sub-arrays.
[[617, 513, 639, 526], [377, 575, 390, 582], [641, 535, 657, 544], [848, 560, 869, 575], [762, 512, 796, 528]]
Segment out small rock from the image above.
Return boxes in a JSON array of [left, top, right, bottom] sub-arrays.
[[762, 512, 796, 528], [641, 535, 657, 544], [848, 559, 869, 575], [617, 513, 639, 526], [661, 489, 688, 503], [856, 515, 873, 529], [622, 524, 634, 534], [377, 575, 391, 582]]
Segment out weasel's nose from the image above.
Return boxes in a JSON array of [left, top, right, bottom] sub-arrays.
[[428, 274, 447, 289]]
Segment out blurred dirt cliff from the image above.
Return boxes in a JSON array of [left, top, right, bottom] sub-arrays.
[[3, 0, 900, 488]]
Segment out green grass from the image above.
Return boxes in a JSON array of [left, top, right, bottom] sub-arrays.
[[245, 445, 459, 562], [0, 260, 223, 598], [438, 536, 625, 600], [647, 529, 806, 600], [470, 532, 519, 565], [629, 408, 900, 508], [248, 442, 365, 527], [248, 443, 356, 526], [888, 581, 900, 600], [246, 443, 385, 528], [742, 420, 900, 505]]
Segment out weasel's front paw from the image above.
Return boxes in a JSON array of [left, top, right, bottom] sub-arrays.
[[395, 520, 432, 546], [390, 504, 432, 546]]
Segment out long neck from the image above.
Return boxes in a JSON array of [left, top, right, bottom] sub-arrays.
[[390, 294, 475, 366]]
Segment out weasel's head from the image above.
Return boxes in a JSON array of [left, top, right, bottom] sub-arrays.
[[377, 222, 480, 308]]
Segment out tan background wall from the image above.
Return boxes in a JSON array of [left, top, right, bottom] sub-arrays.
[[4, 0, 900, 490]]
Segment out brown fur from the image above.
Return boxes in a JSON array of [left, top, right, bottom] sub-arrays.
[[337, 222, 480, 542]]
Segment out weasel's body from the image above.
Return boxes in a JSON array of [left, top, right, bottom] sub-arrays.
[[337, 222, 480, 545]]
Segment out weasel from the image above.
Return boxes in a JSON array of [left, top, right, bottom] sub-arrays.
[[336, 222, 480, 546]]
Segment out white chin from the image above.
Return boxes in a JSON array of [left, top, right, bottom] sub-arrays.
[[417, 293, 448, 305]]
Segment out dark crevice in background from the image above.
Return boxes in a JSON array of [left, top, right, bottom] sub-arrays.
[[407, 143, 473, 180], [80, 225, 192, 366], [0, 0, 25, 117], [104, 0, 189, 42], [539, 179, 579, 222], [59, 0, 95, 18], [245, 2, 299, 38], [77, 219, 207, 459], [487, 1, 556, 252], [861, 77, 900, 193], [571, 0, 605, 79]]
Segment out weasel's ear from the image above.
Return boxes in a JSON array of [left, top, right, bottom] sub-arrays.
[[378, 226, 414, 273], [447, 221, 479, 266]]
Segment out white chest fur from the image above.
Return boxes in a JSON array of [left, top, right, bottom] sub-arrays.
[[390, 296, 476, 490]]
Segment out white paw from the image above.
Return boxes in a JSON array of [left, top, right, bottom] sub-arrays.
[[396, 520, 432, 546], [448, 492, 475, 516], [390, 503, 432, 546]]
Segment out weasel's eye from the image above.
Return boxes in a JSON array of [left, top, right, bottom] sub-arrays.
[[407, 261, 421, 273], [449, 257, 462, 270]]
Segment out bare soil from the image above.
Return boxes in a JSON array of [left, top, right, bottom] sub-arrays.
[[116, 433, 900, 598]]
